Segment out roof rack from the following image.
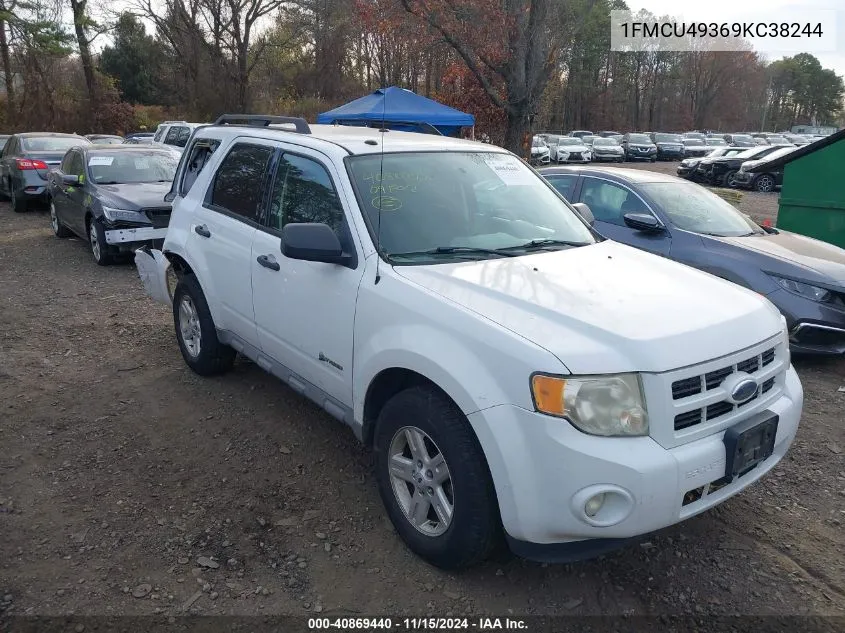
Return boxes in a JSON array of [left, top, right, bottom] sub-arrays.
[[329, 119, 442, 136], [160, 120, 188, 124], [214, 114, 311, 134]]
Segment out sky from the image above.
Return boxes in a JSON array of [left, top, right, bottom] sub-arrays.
[[625, 0, 845, 76]]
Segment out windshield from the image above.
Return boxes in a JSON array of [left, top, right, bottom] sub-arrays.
[[683, 133, 705, 140], [655, 134, 682, 143], [557, 137, 583, 146], [593, 138, 618, 146], [22, 136, 88, 152], [641, 182, 762, 237], [767, 136, 789, 144], [731, 135, 754, 143], [683, 139, 704, 146], [627, 134, 651, 144], [749, 147, 794, 163], [346, 152, 596, 263], [532, 137, 547, 148], [706, 138, 726, 145], [87, 151, 178, 184]]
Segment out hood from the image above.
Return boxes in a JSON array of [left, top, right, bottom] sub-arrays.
[[715, 231, 845, 284], [593, 144, 623, 151], [394, 241, 782, 374], [97, 182, 172, 210], [628, 143, 656, 149], [656, 141, 683, 147], [557, 144, 588, 152]]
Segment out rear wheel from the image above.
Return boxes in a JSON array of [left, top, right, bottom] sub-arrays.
[[10, 186, 27, 213], [172, 274, 236, 376], [374, 385, 501, 570], [50, 201, 71, 237], [723, 170, 738, 188], [754, 174, 776, 193]]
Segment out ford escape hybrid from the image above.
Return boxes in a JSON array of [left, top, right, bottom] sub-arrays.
[[136, 114, 803, 570]]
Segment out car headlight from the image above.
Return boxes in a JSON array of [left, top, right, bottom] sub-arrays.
[[771, 275, 832, 302], [530, 373, 649, 436], [102, 206, 148, 223]]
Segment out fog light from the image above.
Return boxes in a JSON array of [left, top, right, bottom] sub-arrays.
[[585, 493, 606, 517]]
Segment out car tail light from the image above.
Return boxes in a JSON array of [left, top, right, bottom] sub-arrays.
[[16, 158, 48, 170]]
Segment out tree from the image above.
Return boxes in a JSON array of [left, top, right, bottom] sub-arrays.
[[67, 0, 104, 112], [100, 13, 163, 104], [399, 0, 595, 155]]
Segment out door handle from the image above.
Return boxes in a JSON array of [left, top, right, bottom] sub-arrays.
[[256, 254, 280, 271], [194, 224, 211, 238]]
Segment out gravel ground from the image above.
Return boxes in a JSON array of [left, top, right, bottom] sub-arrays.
[[1, 197, 844, 625]]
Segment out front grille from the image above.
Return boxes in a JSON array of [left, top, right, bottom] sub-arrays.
[[143, 207, 171, 229], [671, 345, 778, 431]]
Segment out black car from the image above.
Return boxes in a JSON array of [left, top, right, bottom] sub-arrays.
[[723, 133, 756, 148], [47, 145, 178, 265], [676, 147, 747, 180], [539, 165, 845, 355], [0, 132, 91, 212], [732, 146, 794, 192], [598, 130, 623, 138], [650, 132, 685, 160], [621, 133, 657, 161], [85, 134, 125, 145], [694, 145, 782, 187]]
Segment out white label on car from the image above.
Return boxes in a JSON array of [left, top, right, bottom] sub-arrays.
[[134, 157, 150, 169], [483, 154, 533, 186], [88, 156, 114, 166]]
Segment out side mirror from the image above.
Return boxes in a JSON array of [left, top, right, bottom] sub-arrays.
[[623, 213, 663, 232], [282, 223, 352, 266], [571, 202, 594, 225], [62, 174, 79, 185]]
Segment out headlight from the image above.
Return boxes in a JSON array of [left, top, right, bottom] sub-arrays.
[[771, 275, 832, 302], [102, 206, 148, 223], [531, 373, 649, 436]]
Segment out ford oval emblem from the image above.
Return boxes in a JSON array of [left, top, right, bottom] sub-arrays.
[[730, 378, 759, 404]]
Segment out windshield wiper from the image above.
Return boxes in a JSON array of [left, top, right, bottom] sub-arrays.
[[503, 238, 591, 250], [391, 246, 518, 259]]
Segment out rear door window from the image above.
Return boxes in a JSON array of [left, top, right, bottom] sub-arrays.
[[208, 143, 275, 223]]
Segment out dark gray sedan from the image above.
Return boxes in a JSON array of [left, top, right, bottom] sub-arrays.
[[47, 145, 178, 265], [0, 133, 91, 212], [539, 165, 845, 355]]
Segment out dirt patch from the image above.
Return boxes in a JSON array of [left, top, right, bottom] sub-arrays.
[[1, 204, 843, 621]]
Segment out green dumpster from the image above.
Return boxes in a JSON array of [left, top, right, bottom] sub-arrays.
[[764, 128, 845, 248]]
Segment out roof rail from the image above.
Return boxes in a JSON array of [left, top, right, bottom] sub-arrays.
[[214, 114, 311, 134]]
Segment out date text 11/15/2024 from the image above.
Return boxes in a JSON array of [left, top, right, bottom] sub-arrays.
[[308, 617, 528, 630]]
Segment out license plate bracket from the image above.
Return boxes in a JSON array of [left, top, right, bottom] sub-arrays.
[[723, 412, 778, 483]]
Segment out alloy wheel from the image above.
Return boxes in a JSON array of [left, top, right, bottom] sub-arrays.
[[387, 426, 454, 537], [178, 295, 202, 358], [756, 175, 775, 192], [89, 222, 101, 262]]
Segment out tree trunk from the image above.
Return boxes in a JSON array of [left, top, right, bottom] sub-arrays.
[[503, 107, 530, 158], [0, 6, 14, 126], [70, 0, 97, 125]]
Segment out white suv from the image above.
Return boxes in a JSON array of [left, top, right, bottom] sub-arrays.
[[136, 114, 803, 569], [152, 121, 205, 154]]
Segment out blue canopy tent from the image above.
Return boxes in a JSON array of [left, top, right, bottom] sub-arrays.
[[316, 86, 475, 137]]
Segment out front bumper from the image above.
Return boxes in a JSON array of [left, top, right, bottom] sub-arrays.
[[657, 147, 685, 159], [732, 171, 754, 188], [626, 149, 657, 161], [593, 152, 625, 161], [104, 226, 168, 245], [467, 366, 801, 557], [764, 288, 845, 354]]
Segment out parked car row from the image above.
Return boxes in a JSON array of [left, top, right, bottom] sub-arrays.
[[11, 116, 845, 574], [677, 144, 797, 192]]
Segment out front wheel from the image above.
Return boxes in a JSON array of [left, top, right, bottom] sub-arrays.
[[723, 170, 738, 188], [374, 386, 501, 570], [88, 218, 113, 265], [754, 174, 776, 193], [172, 274, 236, 376]]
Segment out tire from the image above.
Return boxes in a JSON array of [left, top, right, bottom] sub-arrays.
[[723, 170, 738, 188], [87, 217, 113, 266], [172, 274, 236, 376], [50, 201, 72, 238], [10, 185, 27, 213], [374, 385, 501, 570], [650, 157, 657, 163], [754, 174, 776, 193]]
